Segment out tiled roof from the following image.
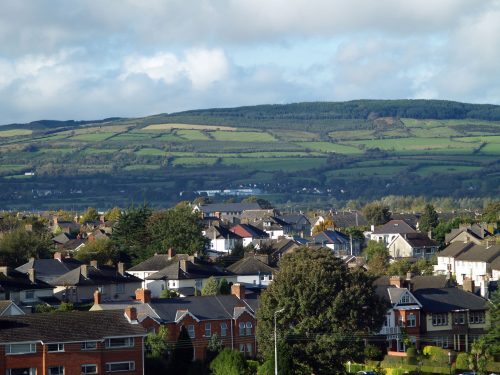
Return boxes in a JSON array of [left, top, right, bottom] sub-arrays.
[[330, 212, 368, 227], [413, 287, 489, 313], [403, 233, 438, 248], [231, 224, 269, 239], [204, 225, 242, 240], [313, 230, 350, 245], [146, 260, 232, 281], [456, 244, 500, 263], [129, 254, 189, 272], [0, 310, 146, 343], [410, 275, 451, 290], [16, 258, 83, 281], [227, 257, 275, 275], [50, 265, 142, 287], [492, 256, 500, 270], [438, 242, 474, 257], [372, 220, 417, 235], [278, 214, 311, 225], [0, 268, 53, 291]]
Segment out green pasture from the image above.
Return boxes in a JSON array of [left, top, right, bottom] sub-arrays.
[[172, 157, 218, 166], [4, 174, 32, 179], [480, 143, 500, 154], [39, 148, 75, 154], [269, 130, 319, 141], [211, 131, 277, 142], [455, 135, 500, 143], [123, 164, 161, 171], [109, 132, 153, 141], [329, 130, 374, 140], [0, 129, 32, 137], [410, 127, 462, 138], [347, 137, 480, 152], [327, 165, 407, 177], [84, 148, 119, 154], [141, 123, 236, 131], [177, 129, 211, 141], [69, 132, 116, 141], [155, 133, 184, 142], [416, 165, 483, 176], [296, 141, 362, 154], [136, 148, 167, 156], [0, 164, 26, 173], [221, 157, 327, 171]]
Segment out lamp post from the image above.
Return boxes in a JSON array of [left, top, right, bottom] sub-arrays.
[[448, 351, 452, 375], [274, 308, 285, 375]]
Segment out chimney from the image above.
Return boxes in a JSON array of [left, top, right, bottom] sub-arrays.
[[389, 276, 403, 288], [406, 271, 413, 282], [90, 260, 98, 269], [94, 289, 101, 305], [53, 252, 62, 262], [0, 266, 10, 276], [180, 259, 188, 273], [427, 230, 432, 240], [28, 268, 36, 283], [81, 264, 88, 278], [124, 307, 138, 323], [135, 288, 151, 303], [463, 278, 475, 293], [117, 262, 125, 275], [168, 248, 175, 260], [371, 224, 375, 232], [231, 283, 245, 299]]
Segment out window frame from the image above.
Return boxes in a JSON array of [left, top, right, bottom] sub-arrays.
[[47, 343, 65, 352], [187, 324, 195, 339], [6, 342, 37, 355], [238, 322, 245, 336], [407, 313, 416, 328], [204, 323, 211, 337], [81, 364, 98, 374], [220, 322, 227, 337], [48, 365, 64, 375], [105, 361, 136, 372], [245, 321, 252, 336], [7, 369, 37, 375], [105, 337, 134, 349], [81, 341, 98, 350]]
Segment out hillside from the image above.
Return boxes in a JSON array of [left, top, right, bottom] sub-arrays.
[[0, 100, 499, 209]]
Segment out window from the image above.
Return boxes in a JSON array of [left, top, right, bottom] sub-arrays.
[[7, 369, 36, 375], [239, 343, 253, 357], [49, 366, 64, 375], [220, 322, 227, 337], [407, 313, 416, 327], [6, 343, 37, 354], [239, 322, 245, 336], [454, 313, 465, 325], [25, 290, 35, 300], [47, 343, 64, 352], [187, 324, 195, 339], [246, 343, 253, 356], [105, 361, 135, 372], [432, 313, 448, 326], [105, 337, 134, 348], [115, 284, 125, 293], [469, 311, 485, 324], [246, 322, 252, 336], [81, 364, 98, 374], [205, 323, 211, 337], [400, 294, 411, 304], [81, 341, 98, 350]]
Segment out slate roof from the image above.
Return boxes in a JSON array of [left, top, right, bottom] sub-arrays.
[[50, 265, 142, 286], [204, 225, 242, 240], [412, 287, 489, 313], [227, 256, 275, 275], [438, 242, 474, 257], [146, 259, 232, 281], [198, 203, 261, 214], [402, 233, 439, 248], [410, 275, 451, 291], [391, 213, 420, 229], [330, 211, 368, 227], [0, 268, 53, 291], [16, 258, 83, 282], [61, 238, 86, 250], [278, 214, 311, 226], [372, 220, 417, 235], [313, 230, 350, 245], [52, 232, 76, 244], [455, 244, 500, 263], [0, 310, 146, 343], [231, 224, 269, 239], [0, 301, 16, 315], [129, 254, 189, 272], [492, 256, 500, 270]]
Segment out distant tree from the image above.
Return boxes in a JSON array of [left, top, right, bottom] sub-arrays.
[[419, 204, 439, 232], [160, 289, 179, 299], [148, 205, 208, 256], [363, 203, 391, 226], [80, 207, 99, 223], [482, 201, 500, 224], [0, 227, 52, 266], [104, 206, 121, 222], [209, 349, 248, 375], [311, 216, 335, 235], [193, 196, 212, 206], [219, 278, 231, 295], [231, 243, 245, 259], [202, 276, 219, 296], [363, 240, 389, 276], [172, 326, 194, 374], [145, 326, 171, 374], [242, 196, 274, 209], [75, 238, 117, 265], [206, 333, 225, 363], [387, 259, 412, 276], [485, 288, 500, 358], [55, 209, 74, 221]]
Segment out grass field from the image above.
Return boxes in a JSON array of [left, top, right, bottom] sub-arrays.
[[296, 141, 363, 154], [416, 165, 483, 176], [177, 129, 211, 140], [136, 148, 167, 156], [109, 133, 154, 141], [0, 129, 32, 137], [84, 148, 119, 154], [123, 164, 161, 171], [0, 164, 26, 173], [328, 130, 375, 140], [347, 137, 480, 151], [69, 132, 116, 141], [221, 157, 327, 171], [172, 157, 218, 166], [211, 130, 277, 142], [142, 123, 236, 131]]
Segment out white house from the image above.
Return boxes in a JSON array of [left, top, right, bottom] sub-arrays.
[[370, 220, 417, 246], [454, 244, 500, 290], [226, 256, 275, 289], [388, 233, 439, 259], [434, 242, 473, 275], [203, 225, 242, 254]]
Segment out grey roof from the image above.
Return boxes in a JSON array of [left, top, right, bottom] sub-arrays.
[[50, 265, 142, 287], [278, 214, 311, 225], [0, 268, 53, 291], [492, 256, 500, 270], [387, 288, 406, 304], [391, 213, 420, 228], [204, 225, 242, 240], [456, 244, 500, 263], [227, 257, 275, 275], [16, 258, 83, 282], [413, 287, 489, 313], [61, 238, 86, 250], [52, 232, 75, 244], [372, 220, 417, 235], [438, 242, 474, 258], [403, 233, 438, 248], [198, 203, 261, 214], [410, 275, 451, 291], [329, 212, 367, 227], [313, 230, 350, 245], [129, 254, 189, 272], [0, 301, 16, 315], [146, 259, 232, 281], [0, 310, 146, 343]]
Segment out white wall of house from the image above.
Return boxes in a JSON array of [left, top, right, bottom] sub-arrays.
[[492, 268, 500, 281], [241, 237, 253, 247], [434, 256, 456, 275], [264, 229, 284, 239], [454, 260, 489, 286], [208, 238, 238, 253], [3, 288, 54, 305], [235, 274, 273, 288]]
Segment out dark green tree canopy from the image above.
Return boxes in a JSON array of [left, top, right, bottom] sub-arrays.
[[363, 203, 391, 226], [419, 203, 439, 232], [0, 227, 52, 266], [256, 247, 388, 374]]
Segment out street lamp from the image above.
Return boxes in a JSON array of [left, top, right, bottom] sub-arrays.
[[448, 351, 452, 375], [274, 308, 285, 375]]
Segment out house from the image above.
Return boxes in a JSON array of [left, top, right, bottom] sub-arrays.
[[0, 309, 147, 375], [203, 224, 242, 254], [434, 242, 474, 276], [492, 256, 500, 282], [92, 284, 257, 361], [369, 220, 417, 245], [51, 217, 81, 234], [255, 216, 291, 239], [387, 233, 439, 259], [194, 203, 261, 221], [252, 237, 303, 266], [230, 224, 269, 247], [145, 255, 236, 297], [0, 267, 54, 312], [277, 214, 311, 236], [375, 276, 423, 353], [330, 211, 368, 229], [445, 223, 495, 245], [454, 244, 500, 293], [0, 300, 25, 316], [50, 261, 143, 303], [16, 252, 83, 283], [226, 255, 276, 288], [391, 213, 421, 230], [312, 230, 353, 255], [413, 286, 490, 352]]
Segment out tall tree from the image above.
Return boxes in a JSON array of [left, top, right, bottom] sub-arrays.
[[74, 237, 118, 265], [202, 276, 219, 296], [311, 216, 335, 235], [209, 349, 248, 375], [0, 227, 52, 266], [172, 326, 194, 374], [241, 196, 273, 209], [363, 240, 389, 276], [80, 207, 99, 223], [256, 247, 388, 374], [482, 201, 500, 224], [419, 204, 439, 233], [148, 204, 208, 255], [485, 288, 500, 357], [363, 203, 391, 226], [104, 206, 122, 222]]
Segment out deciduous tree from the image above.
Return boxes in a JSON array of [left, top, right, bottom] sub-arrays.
[[363, 203, 391, 226], [202, 276, 219, 296], [419, 204, 439, 232]]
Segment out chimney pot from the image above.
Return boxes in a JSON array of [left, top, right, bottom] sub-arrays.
[[94, 289, 101, 305], [81, 264, 88, 278], [389, 276, 403, 288], [125, 306, 137, 322], [231, 283, 245, 299], [117, 262, 125, 275], [463, 278, 475, 293], [180, 259, 188, 273], [28, 268, 36, 283], [135, 288, 151, 303], [168, 248, 175, 260]]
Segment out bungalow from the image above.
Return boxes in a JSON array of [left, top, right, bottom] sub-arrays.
[[312, 230, 356, 255]]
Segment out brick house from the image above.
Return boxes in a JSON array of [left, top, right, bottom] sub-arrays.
[[0, 309, 146, 375], [92, 284, 258, 361]]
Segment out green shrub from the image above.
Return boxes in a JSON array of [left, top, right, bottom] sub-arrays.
[[421, 346, 450, 364], [486, 361, 500, 373], [455, 353, 469, 370], [257, 360, 273, 375], [209, 349, 247, 375], [247, 360, 259, 374], [406, 348, 418, 365]]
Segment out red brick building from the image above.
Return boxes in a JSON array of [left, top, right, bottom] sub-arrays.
[[0, 309, 147, 375]]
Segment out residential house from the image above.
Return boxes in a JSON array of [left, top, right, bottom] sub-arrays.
[[50, 261, 142, 303], [16, 252, 83, 284], [413, 286, 490, 352], [434, 242, 474, 276], [445, 223, 495, 245], [492, 256, 500, 282], [369, 220, 417, 245], [92, 284, 258, 361], [203, 224, 242, 254], [194, 203, 261, 221], [255, 216, 291, 239], [227, 255, 276, 288], [388, 233, 439, 259], [0, 300, 25, 316], [231, 224, 269, 247], [330, 211, 368, 229], [454, 244, 500, 293], [312, 230, 358, 256], [51, 217, 80, 234], [391, 213, 421, 230], [0, 267, 54, 312], [0, 309, 147, 375], [252, 237, 302, 266], [277, 214, 311, 236]]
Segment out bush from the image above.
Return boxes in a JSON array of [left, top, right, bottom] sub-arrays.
[[422, 345, 450, 364], [456, 353, 469, 370], [365, 344, 384, 361], [257, 360, 273, 375], [406, 348, 417, 365], [210, 349, 248, 375], [247, 360, 259, 374]]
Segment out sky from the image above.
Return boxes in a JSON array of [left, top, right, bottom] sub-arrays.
[[1, 0, 500, 124]]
